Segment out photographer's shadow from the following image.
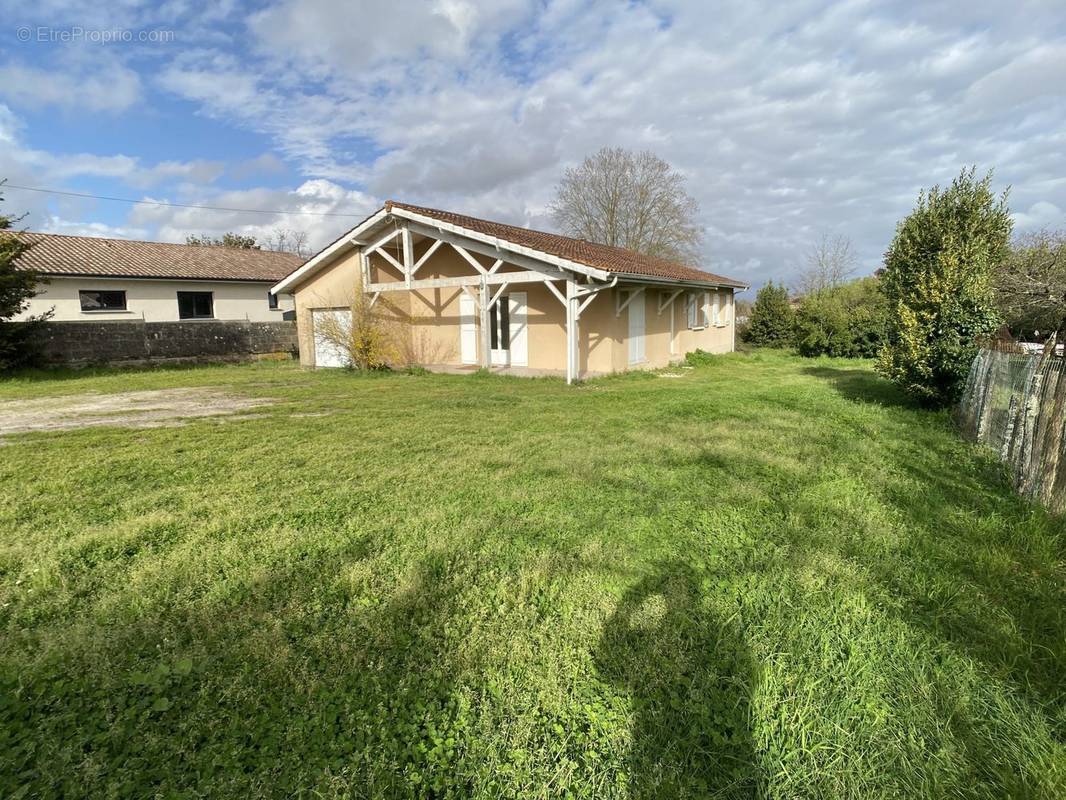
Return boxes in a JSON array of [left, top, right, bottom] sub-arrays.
[[597, 562, 759, 798]]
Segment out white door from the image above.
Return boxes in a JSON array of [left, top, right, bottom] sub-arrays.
[[312, 308, 351, 368], [459, 293, 477, 364], [628, 291, 645, 364], [509, 292, 528, 367], [488, 292, 528, 367], [490, 294, 509, 366]]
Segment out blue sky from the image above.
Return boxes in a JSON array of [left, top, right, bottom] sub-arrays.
[[1, 0, 1064, 290]]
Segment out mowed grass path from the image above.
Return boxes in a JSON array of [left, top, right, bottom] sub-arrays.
[[0, 352, 1062, 798]]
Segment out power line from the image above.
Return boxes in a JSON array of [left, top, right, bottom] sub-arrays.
[[0, 183, 372, 218]]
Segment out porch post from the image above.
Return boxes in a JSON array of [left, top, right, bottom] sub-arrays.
[[566, 279, 578, 384], [479, 273, 491, 369], [402, 224, 414, 289]]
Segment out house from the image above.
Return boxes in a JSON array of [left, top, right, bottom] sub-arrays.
[[14, 232, 299, 322], [271, 202, 748, 382]]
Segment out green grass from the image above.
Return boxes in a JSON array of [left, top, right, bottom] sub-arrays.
[[0, 352, 1062, 798]]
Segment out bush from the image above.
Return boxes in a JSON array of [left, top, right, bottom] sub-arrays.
[[878, 167, 1011, 407], [794, 277, 889, 358], [744, 282, 794, 347]]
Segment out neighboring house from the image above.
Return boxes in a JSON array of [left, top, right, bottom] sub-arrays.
[[14, 232, 299, 322], [272, 201, 748, 382]]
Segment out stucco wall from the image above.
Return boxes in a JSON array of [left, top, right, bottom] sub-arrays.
[[20, 277, 294, 323], [290, 237, 738, 374]]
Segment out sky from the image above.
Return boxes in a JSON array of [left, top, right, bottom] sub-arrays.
[[1, 0, 1064, 291]]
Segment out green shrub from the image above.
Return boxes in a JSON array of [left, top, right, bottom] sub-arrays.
[[878, 167, 1011, 407], [744, 282, 794, 347], [684, 349, 719, 366], [794, 277, 890, 358]]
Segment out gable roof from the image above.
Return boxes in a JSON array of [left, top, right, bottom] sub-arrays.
[[9, 231, 303, 283], [272, 201, 748, 293], [387, 202, 747, 287]]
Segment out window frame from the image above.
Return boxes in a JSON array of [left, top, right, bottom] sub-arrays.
[[268, 291, 280, 311], [177, 291, 215, 320], [79, 289, 128, 313]]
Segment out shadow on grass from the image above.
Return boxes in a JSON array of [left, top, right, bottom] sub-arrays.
[[802, 364, 914, 409], [596, 562, 759, 798], [2, 550, 474, 798]]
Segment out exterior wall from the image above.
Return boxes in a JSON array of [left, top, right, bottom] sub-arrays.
[[19, 277, 294, 323], [289, 236, 738, 374], [29, 320, 298, 366]]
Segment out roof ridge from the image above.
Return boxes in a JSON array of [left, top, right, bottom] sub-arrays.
[[15, 230, 301, 257], [389, 200, 706, 271]]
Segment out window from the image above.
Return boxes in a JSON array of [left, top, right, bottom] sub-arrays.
[[177, 291, 214, 319], [268, 292, 279, 310], [711, 292, 721, 325], [687, 293, 699, 329], [79, 290, 127, 312], [489, 295, 510, 350]]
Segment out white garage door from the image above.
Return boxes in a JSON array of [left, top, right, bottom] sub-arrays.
[[312, 308, 352, 368]]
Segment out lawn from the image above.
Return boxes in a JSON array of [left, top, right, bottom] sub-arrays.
[[0, 352, 1062, 798]]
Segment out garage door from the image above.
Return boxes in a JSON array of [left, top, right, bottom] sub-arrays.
[[312, 308, 351, 368]]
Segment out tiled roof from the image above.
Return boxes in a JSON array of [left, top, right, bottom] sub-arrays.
[[387, 201, 747, 287], [8, 231, 303, 282]]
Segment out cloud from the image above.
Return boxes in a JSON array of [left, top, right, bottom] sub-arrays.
[[0, 59, 142, 112], [230, 152, 287, 181], [38, 217, 152, 240], [127, 179, 377, 249], [8, 0, 1066, 288]]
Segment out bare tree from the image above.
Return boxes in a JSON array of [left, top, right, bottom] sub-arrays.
[[263, 228, 311, 258], [185, 232, 259, 249], [995, 229, 1066, 337], [793, 233, 858, 297], [549, 147, 703, 263]]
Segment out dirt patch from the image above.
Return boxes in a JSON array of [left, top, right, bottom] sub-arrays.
[[0, 388, 272, 437]]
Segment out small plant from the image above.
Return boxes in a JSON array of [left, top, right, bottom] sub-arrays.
[[684, 349, 718, 367]]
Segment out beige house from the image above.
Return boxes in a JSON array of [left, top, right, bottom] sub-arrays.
[[15, 233, 298, 322], [272, 202, 748, 383]]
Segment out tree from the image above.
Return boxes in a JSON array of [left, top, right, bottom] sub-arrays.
[[877, 167, 1011, 407], [185, 232, 260, 249], [994, 230, 1066, 339], [794, 276, 889, 358], [794, 233, 858, 297], [262, 228, 311, 258], [744, 281, 794, 347], [550, 147, 703, 263], [0, 184, 51, 369]]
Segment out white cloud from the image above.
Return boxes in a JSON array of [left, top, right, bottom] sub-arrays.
[[127, 179, 376, 249], [0, 59, 142, 112], [39, 217, 152, 240], [7, 0, 1066, 287]]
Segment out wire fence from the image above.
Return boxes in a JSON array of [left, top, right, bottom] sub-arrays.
[[958, 345, 1066, 514]]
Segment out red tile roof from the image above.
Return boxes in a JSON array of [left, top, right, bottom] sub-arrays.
[[387, 201, 747, 287], [8, 231, 303, 282]]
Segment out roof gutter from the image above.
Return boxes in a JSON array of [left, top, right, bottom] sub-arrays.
[[612, 272, 749, 291]]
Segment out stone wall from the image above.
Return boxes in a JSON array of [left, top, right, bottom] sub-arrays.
[[30, 320, 299, 366]]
